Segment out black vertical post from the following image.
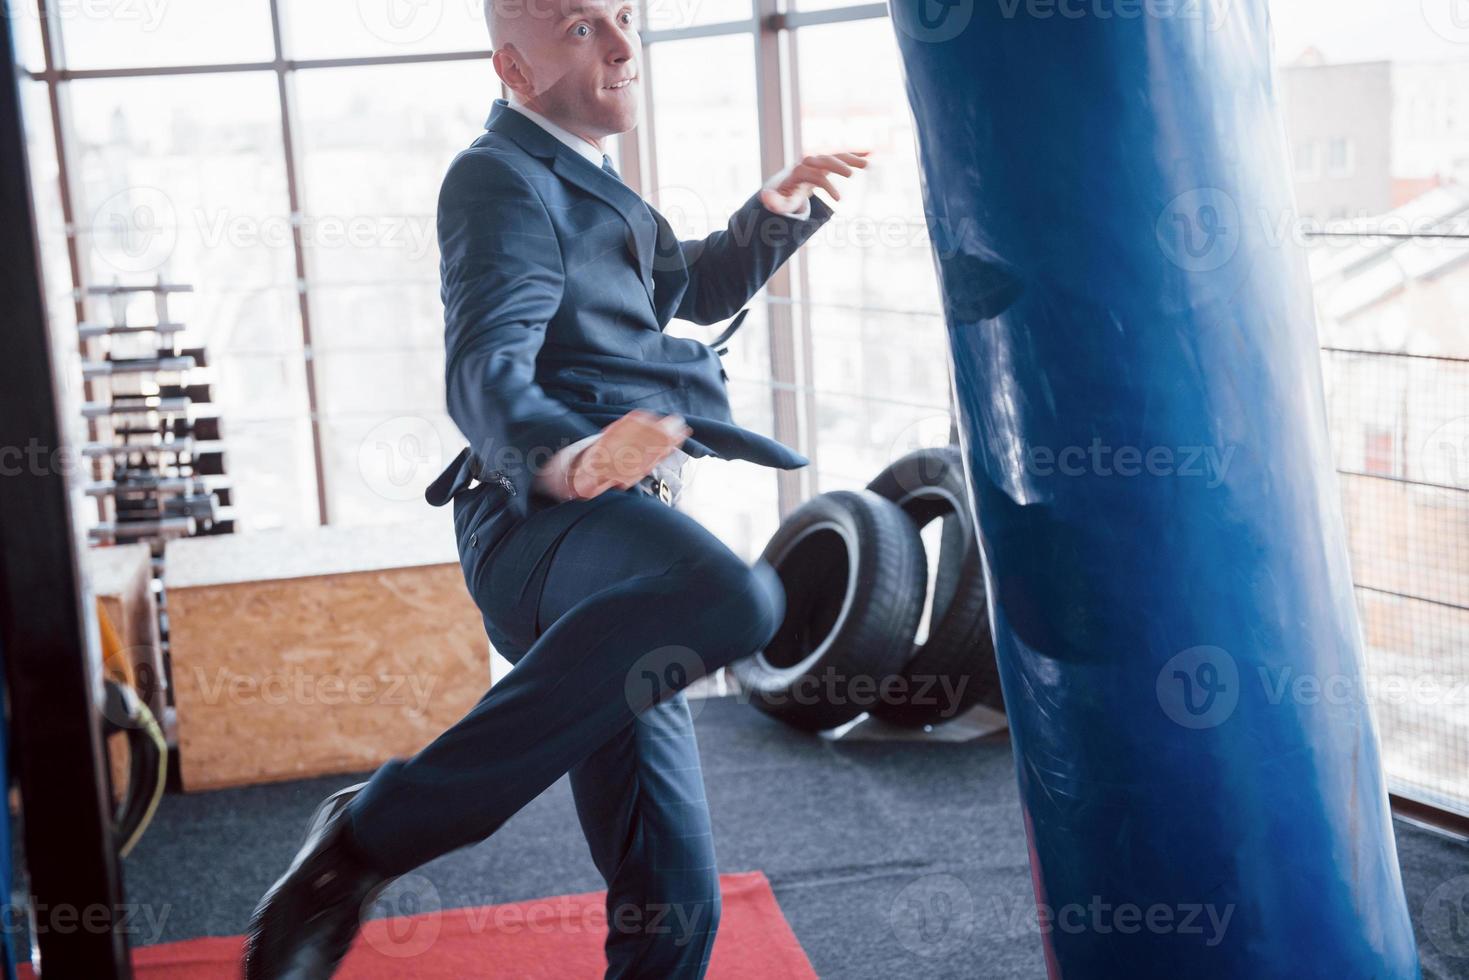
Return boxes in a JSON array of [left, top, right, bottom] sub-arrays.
[[0, 13, 133, 980]]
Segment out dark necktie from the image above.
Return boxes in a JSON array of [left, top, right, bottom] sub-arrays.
[[601, 154, 622, 184]]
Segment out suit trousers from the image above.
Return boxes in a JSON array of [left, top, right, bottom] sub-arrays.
[[345, 480, 786, 979]]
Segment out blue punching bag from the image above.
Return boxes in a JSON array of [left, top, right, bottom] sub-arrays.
[[887, 2, 1419, 976]]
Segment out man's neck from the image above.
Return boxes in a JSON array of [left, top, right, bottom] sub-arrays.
[[508, 95, 605, 155]]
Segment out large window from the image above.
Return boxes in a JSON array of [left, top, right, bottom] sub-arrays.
[[1274, 3, 1469, 820], [18, 0, 958, 550], [793, 17, 947, 493], [640, 31, 790, 551], [280, 0, 492, 60], [293, 60, 495, 524], [64, 71, 319, 531]]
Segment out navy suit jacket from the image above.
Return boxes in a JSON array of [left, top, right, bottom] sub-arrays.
[[425, 98, 833, 515]]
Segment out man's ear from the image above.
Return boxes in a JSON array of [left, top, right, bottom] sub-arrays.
[[493, 45, 535, 100]]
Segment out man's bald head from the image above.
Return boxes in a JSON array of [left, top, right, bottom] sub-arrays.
[[484, 0, 596, 50], [485, 0, 642, 146], [483, 0, 514, 50]]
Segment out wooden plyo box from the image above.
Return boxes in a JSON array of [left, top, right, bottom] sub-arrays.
[[164, 517, 490, 792]]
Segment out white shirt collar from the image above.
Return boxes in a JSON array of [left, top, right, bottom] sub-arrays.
[[505, 98, 607, 169]]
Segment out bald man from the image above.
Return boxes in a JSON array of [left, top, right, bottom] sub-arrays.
[[244, 2, 866, 976]]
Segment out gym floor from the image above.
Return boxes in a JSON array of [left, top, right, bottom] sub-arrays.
[[81, 696, 1469, 978]]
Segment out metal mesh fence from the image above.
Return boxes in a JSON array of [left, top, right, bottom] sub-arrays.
[[1323, 347, 1469, 817]]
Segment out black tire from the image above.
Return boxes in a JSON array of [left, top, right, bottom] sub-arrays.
[[730, 489, 927, 732], [865, 445, 1004, 727]]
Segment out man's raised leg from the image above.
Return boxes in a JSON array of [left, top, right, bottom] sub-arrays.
[[343, 489, 782, 878]]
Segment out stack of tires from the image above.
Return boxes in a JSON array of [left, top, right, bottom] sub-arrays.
[[729, 446, 1004, 731]]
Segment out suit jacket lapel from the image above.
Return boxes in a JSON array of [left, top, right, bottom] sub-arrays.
[[484, 99, 659, 310]]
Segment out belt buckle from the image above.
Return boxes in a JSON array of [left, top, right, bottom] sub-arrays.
[[650, 475, 672, 505]]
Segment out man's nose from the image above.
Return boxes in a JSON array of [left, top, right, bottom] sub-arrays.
[[605, 27, 637, 64]]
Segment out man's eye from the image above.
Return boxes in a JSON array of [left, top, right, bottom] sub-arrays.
[[573, 23, 590, 36], [619, 10, 632, 24]]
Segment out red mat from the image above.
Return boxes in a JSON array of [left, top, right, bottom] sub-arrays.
[[21, 871, 814, 979]]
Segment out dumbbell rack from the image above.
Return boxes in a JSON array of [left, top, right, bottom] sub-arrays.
[[79, 277, 235, 728]]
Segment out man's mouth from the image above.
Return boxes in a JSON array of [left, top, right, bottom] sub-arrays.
[[603, 76, 637, 90]]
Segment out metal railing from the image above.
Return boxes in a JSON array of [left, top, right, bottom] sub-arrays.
[[1321, 346, 1469, 823]]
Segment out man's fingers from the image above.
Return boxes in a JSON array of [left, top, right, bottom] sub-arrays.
[[835, 151, 871, 167], [803, 154, 855, 177], [804, 173, 841, 201]]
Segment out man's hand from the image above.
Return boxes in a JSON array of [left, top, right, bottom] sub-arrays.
[[760, 151, 871, 216], [555, 410, 691, 501]]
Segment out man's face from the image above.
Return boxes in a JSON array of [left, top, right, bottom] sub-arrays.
[[496, 0, 642, 141]]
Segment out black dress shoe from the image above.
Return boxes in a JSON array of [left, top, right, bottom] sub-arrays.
[[242, 782, 396, 979]]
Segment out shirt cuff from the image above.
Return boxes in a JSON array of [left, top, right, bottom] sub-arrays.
[[761, 195, 812, 221], [533, 430, 603, 500]]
